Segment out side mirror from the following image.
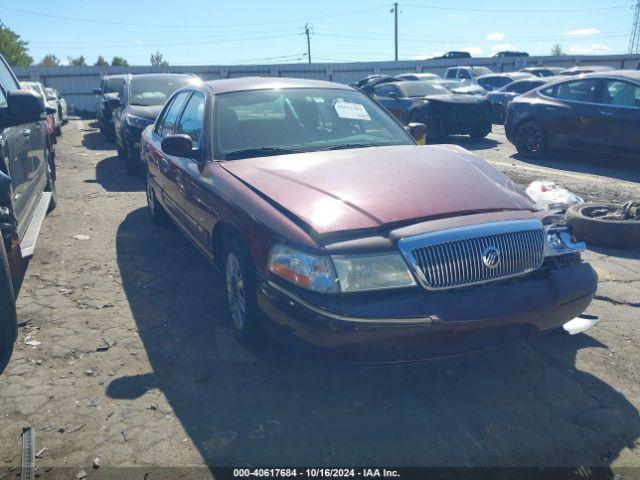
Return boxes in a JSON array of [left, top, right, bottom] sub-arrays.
[[93, 88, 102, 94], [0, 90, 45, 129], [405, 122, 427, 143], [161, 134, 197, 159]]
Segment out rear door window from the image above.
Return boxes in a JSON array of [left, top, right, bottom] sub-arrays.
[[554, 79, 598, 103], [445, 69, 458, 79], [602, 80, 640, 108]]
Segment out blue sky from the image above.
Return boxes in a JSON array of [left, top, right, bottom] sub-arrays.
[[1, 0, 635, 65]]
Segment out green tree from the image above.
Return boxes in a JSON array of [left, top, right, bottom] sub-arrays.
[[94, 55, 109, 67], [0, 21, 32, 66], [38, 54, 60, 66], [150, 51, 169, 67], [111, 56, 129, 67], [68, 55, 86, 66], [551, 43, 564, 56]]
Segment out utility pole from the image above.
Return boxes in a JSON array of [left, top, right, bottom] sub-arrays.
[[630, 0, 640, 54], [305, 23, 312, 64], [391, 3, 399, 61]]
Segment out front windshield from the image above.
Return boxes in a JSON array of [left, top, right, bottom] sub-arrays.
[[214, 88, 413, 160], [105, 77, 123, 93], [129, 76, 195, 106], [398, 82, 449, 97]]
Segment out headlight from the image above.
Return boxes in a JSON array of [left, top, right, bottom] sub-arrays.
[[268, 245, 338, 293], [544, 224, 585, 257], [332, 253, 416, 292], [125, 113, 153, 128], [268, 245, 416, 293]]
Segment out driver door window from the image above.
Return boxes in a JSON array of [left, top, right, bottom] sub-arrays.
[[159, 91, 190, 137], [176, 92, 206, 149]]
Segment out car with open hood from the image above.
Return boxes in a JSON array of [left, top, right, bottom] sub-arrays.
[[372, 80, 493, 141], [140, 77, 596, 364], [112, 73, 199, 174]]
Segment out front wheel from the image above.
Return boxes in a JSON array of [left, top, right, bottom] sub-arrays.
[[0, 235, 17, 371], [514, 120, 547, 159], [223, 237, 264, 346]]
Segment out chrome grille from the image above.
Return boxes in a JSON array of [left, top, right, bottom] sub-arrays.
[[398, 219, 545, 290]]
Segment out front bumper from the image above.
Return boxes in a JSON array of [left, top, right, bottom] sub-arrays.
[[257, 261, 597, 363]]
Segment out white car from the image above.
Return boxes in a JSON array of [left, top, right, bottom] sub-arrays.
[[45, 87, 68, 126]]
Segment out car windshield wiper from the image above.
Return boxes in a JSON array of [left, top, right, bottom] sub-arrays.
[[318, 142, 388, 151], [224, 146, 306, 160]]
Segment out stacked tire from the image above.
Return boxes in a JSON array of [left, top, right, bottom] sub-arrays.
[[566, 203, 640, 249]]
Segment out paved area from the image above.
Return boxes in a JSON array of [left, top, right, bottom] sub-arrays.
[[0, 120, 639, 475]]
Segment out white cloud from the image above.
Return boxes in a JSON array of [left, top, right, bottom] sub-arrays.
[[491, 43, 519, 53], [460, 46, 483, 55], [568, 43, 610, 54], [568, 28, 600, 37], [486, 32, 505, 41]]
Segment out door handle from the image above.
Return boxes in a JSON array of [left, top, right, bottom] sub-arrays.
[[160, 158, 169, 173], [22, 128, 31, 138], [599, 111, 615, 116]]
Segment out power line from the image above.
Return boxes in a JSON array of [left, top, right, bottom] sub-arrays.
[[0, 4, 390, 29], [403, 3, 633, 13]]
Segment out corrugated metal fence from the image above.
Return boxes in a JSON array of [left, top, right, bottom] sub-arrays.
[[13, 54, 640, 114]]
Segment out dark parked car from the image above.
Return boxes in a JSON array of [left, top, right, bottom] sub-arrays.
[[560, 66, 615, 76], [493, 51, 529, 58], [94, 74, 125, 141], [356, 75, 400, 96], [0, 54, 56, 367], [486, 78, 548, 124], [373, 80, 492, 141], [396, 72, 441, 81], [140, 77, 595, 363], [506, 71, 640, 158], [476, 72, 537, 92], [519, 67, 565, 78], [112, 73, 198, 174], [433, 51, 472, 60]]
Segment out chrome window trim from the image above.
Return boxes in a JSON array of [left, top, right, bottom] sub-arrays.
[[398, 219, 545, 291]]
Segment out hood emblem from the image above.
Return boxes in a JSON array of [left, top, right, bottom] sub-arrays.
[[482, 245, 501, 269]]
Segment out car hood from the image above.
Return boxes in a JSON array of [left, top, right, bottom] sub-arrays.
[[422, 93, 485, 104], [127, 104, 163, 120], [220, 144, 536, 237]]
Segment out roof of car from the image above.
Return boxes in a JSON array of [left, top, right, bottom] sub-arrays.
[[580, 69, 640, 81], [479, 72, 535, 79], [203, 77, 353, 94], [102, 74, 126, 79], [561, 65, 615, 72]]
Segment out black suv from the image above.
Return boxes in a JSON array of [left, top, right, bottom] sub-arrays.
[[0, 53, 57, 368], [94, 74, 125, 141], [112, 73, 197, 174]]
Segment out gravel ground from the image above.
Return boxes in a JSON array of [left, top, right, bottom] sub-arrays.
[[0, 120, 639, 477]]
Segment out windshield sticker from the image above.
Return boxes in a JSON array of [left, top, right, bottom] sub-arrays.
[[334, 101, 371, 121]]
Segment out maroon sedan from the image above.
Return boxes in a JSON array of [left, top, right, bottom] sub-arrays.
[[140, 77, 597, 363]]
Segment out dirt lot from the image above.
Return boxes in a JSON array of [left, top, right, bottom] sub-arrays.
[[1, 120, 639, 476]]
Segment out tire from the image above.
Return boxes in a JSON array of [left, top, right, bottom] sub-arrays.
[[514, 120, 547, 159], [470, 127, 491, 140], [566, 203, 640, 249], [223, 235, 264, 347], [0, 236, 17, 371], [45, 149, 57, 213], [146, 174, 168, 226], [424, 118, 445, 143]]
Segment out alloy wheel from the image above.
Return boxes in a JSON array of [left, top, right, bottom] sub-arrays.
[[516, 122, 545, 156], [226, 251, 246, 331]]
